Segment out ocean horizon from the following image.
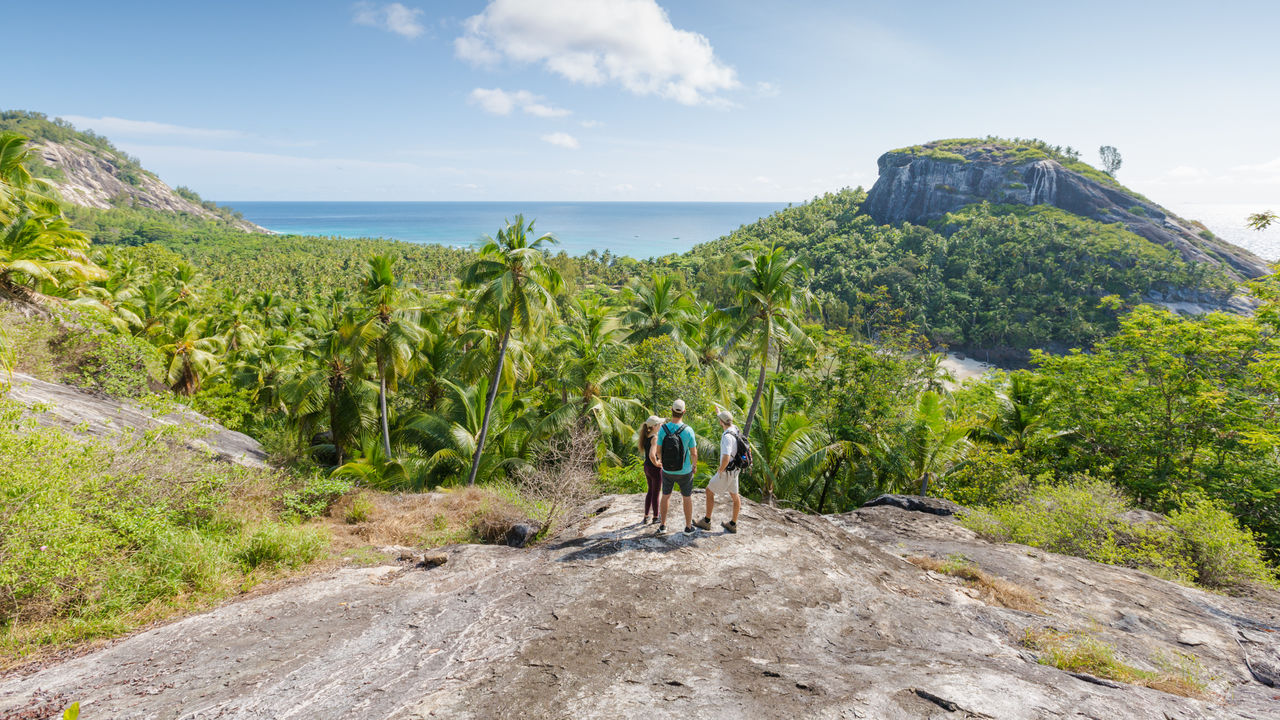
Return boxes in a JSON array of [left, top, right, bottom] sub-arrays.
[[225, 200, 1280, 262], [226, 201, 793, 259]]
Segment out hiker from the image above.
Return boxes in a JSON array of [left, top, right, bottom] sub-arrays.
[[652, 399, 697, 534], [638, 415, 664, 524], [695, 409, 743, 534]]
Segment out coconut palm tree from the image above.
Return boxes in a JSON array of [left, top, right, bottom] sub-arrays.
[[157, 313, 224, 395], [459, 215, 562, 485], [401, 378, 533, 487], [281, 313, 375, 467], [891, 390, 973, 495], [360, 255, 424, 458], [744, 385, 830, 506], [721, 244, 813, 438], [621, 272, 695, 349], [535, 299, 643, 458]]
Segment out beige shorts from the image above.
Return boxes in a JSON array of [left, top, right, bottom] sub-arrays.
[[707, 469, 740, 496]]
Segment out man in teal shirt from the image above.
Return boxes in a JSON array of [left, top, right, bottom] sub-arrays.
[[651, 399, 698, 534]]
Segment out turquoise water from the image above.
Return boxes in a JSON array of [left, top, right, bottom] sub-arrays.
[[226, 201, 792, 259]]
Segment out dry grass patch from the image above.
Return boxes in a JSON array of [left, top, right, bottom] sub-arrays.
[[1021, 627, 1210, 698], [907, 554, 1041, 612], [324, 486, 528, 551]]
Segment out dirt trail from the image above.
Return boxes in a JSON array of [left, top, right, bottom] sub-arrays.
[[3, 495, 1279, 719]]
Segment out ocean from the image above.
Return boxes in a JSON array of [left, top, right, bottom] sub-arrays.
[[227, 200, 1280, 262], [227, 201, 792, 259]]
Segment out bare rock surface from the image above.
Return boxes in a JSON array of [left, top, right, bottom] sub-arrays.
[[5, 371, 269, 468], [33, 140, 266, 234], [3, 496, 1280, 719]]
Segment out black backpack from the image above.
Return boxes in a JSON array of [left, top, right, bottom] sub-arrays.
[[725, 429, 752, 472], [660, 423, 686, 469]]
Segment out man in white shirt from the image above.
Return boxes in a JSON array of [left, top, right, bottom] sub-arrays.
[[694, 409, 741, 533]]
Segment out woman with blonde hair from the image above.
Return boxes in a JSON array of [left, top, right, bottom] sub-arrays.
[[638, 415, 664, 524]]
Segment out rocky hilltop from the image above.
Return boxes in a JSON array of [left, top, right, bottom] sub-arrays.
[[863, 139, 1271, 282], [4, 495, 1277, 719], [0, 110, 265, 234]]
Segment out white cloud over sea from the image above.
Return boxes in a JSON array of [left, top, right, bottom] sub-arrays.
[[352, 2, 425, 39], [455, 0, 739, 106], [468, 88, 571, 118]]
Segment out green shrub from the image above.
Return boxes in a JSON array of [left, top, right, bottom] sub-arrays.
[[598, 461, 648, 494], [282, 473, 354, 519], [961, 478, 1275, 591], [1167, 498, 1276, 589], [939, 446, 1035, 507], [960, 479, 1195, 582], [1128, 205, 1148, 217]]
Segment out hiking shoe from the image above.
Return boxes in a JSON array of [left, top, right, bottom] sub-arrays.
[[684, 525, 696, 534], [721, 520, 738, 534], [657, 524, 666, 534], [693, 517, 712, 531]]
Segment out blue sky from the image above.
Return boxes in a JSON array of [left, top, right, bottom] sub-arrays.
[[6, 0, 1279, 205]]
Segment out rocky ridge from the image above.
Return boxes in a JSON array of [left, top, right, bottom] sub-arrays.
[[33, 139, 265, 234], [863, 140, 1271, 284], [2, 494, 1277, 719], [5, 371, 269, 468]]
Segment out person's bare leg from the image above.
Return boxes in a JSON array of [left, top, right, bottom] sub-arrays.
[[659, 493, 671, 527], [731, 493, 741, 523], [704, 488, 716, 521], [682, 494, 693, 528]]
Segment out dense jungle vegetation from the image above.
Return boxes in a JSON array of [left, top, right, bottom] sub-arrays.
[[3, 127, 1279, 660]]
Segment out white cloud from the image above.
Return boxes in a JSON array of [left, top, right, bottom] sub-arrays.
[[59, 115, 243, 140], [468, 88, 571, 117], [541, 132, 580, 149], [579, 119, 603, 128], [353, 2, 425, 39], [614, 183, 635, 192], [455, 0, 739, 105]]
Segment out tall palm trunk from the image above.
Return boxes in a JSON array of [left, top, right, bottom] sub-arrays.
[[378, 361, 392, 458], [743, 327, 770, 438], [744, 326, 772, 505], [329, 388, 345, 467], [467, 323, 511, 486]]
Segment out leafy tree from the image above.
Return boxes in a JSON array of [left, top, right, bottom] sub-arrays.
[[1099, 145, 1122, 177], [743, 385, 830, 506], [459, 215, 562, 485], [1247, 211, 1276, 231]]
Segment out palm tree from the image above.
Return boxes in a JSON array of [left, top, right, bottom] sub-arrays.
[[459, 215, 562, 485], [687, 301, 745, 406], [893, 391, 973, 495], [157, 313, 224, 395], [401, 378, 534, 487], [360, 255, 424, 458], [744, 385, 830, 506], [536, 299, 643, 458], [721, 244, 813, 438], [621, 272, 695, 349], [281, 313, 375, 467]]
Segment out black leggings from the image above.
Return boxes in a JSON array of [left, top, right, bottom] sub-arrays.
[[643, 463, 661, 517]]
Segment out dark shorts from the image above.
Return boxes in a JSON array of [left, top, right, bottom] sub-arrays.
[[661, 470, 694, 497]]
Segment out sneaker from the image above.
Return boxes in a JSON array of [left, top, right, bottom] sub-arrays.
[[693, 517, 712, 531], [657, 524, 666, 534], [684, 525, 696, 534], [721, 520, 738, 534]]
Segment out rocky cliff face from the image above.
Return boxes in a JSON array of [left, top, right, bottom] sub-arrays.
[[863, 141, 1271, 282], [3, 494, 1277, 719], [33, 139, 266, 234]]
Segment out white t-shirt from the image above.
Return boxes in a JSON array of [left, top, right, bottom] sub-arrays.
[[720, 425, 739, 463]]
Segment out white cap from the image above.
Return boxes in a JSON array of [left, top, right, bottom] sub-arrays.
[[716, 409, 734, 425], [644, 415, 663, 427], [672, 399, 686, 413]]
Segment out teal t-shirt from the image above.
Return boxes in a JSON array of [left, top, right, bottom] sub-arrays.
[[657, 422, 696, 475]]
